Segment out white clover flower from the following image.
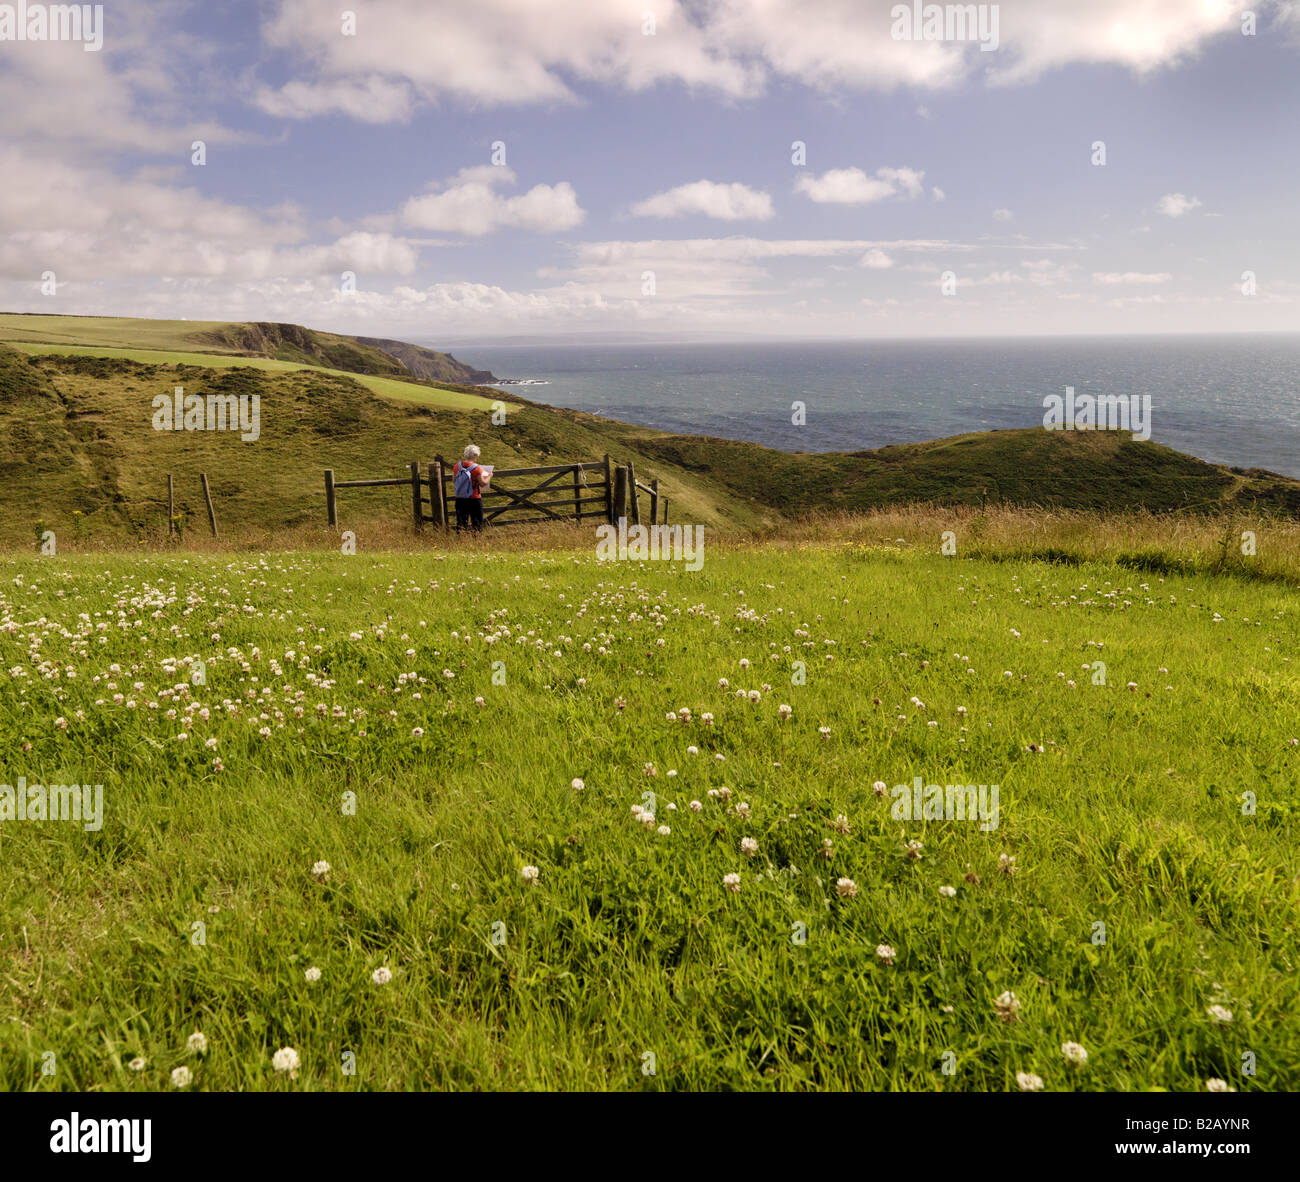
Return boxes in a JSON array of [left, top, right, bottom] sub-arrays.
[[311, 860, 330, 882], [747, 690, 762, 704], [686, 745, 699, 756], [777, 703, 792, 719], [701, 713, 714, 725], [939, 884, 957, 898], [994, 991, 1021, 1022], [1206, 1078, 1233, 1092], [872, 780, 887, 797], [905, 839, 924, 860], [1061, 1041, 1088, 1066], [128, 1057, 146, 1072], [520, 865, 540, 885], [411, 726, 424, 737], [1206, 1005, 1233, 1024], [689, 800, 703, 812], [304, 966, 321, 982], [656, 825, 671, 836], [571, 778, 585, 791], [739, 658, 750, 670], [187, 1032, 207, 1054], [372, 966, 393, 986], [171, 1065, 192, 1088], [723, 872, 742, 893], [818, 726, 831, 738], [836, 877, 858, 898], [638, 811, 657, 828], [740, 836, 758, 857], [1016, 1072, 1044, 1092], [272, 1046, 300, 1076], [714, 753, 725, 762], [875, 943, 895, 964], [718, 678, 729, 689]]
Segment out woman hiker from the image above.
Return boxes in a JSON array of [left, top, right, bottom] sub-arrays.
[[453, 444, 489, 531]]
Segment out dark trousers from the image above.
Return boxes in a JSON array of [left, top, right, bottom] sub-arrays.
[[455, 497, 484, 531]]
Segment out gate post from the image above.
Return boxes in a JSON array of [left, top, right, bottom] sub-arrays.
[[613, 464, 628, 522], [410, 461, 423, 532]]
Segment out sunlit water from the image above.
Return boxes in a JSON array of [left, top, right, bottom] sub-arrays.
[[455, 334, 1300, 478]]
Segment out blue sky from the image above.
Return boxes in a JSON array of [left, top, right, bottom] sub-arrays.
[[1, 0, 1298, 342]]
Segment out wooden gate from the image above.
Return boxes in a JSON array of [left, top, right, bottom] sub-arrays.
[[324, 454, 633, 530]]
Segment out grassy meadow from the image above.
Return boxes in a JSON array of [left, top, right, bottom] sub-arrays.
[[2, 532, 1297, 1091], [4, 340, 497, 412]]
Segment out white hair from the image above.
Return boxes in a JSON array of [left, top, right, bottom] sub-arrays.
[[462, 445, 480, 462]]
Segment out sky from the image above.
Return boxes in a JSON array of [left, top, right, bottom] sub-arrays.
[[1, 0, 1299, 344]]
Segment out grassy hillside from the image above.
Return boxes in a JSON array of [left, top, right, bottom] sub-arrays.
[[0, 312, 494, 386], [617, 427, 1300, 519], [6, 342, 498, 412], [2, 308, 1299, 551], [0, 345, 757, 546], [2, 544, 1296, 1090]]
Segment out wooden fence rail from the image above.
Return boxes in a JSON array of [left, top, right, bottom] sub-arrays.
[[324, 453, 669, 531]]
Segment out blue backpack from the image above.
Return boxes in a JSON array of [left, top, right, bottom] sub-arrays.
[[454, 461, 479, 498]]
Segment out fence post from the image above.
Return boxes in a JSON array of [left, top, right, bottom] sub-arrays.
[[434, 455, 449, 529], [428, 462, 444, 528], [627, 460, 640, 525], [613, 464, 628, 522], [410, 462, 423, 532], [573, 465, 582, 522], [324, 469, 337, 527], [200, 473, 218, 538], [662, 497, 669, 524], [167, 474, 174, 537], [650, 478, 659, 525], [603, 454, 613, 522]]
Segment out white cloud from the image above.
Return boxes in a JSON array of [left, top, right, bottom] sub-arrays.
[[0, 147, 420, 282], [795, 166, 926, 204], [993, 208, 1014, 222], [1157, 193, 1203, 217], [254, 76, 415, 123], [860, 249, 894, 269], [252, 0, 1260, 119], [400, 168, 585, 236], [258, 0, 760, 115], [630, 181, 774, 221], [1092, 271, 1174, 284]]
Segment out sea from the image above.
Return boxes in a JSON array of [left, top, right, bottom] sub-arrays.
[[450, 334, 1300, 480]]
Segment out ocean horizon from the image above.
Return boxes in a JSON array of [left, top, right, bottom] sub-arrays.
[[450, 333, 1300, 480]]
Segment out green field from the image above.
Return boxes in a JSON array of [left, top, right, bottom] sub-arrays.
[[0, 314, 240, 353], [4, 341, 496, 412], [2, 541, 1295, 1091]]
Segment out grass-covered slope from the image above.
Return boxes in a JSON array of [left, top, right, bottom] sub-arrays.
[[0, 345, 756, 545], [618, 427, 1300, 518], [3, 309, 1300, 549], [0, 312, 494, 386], [1, 546, 1296, 1090]]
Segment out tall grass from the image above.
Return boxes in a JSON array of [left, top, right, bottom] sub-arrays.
[[1, 539, 1296, 1091]]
